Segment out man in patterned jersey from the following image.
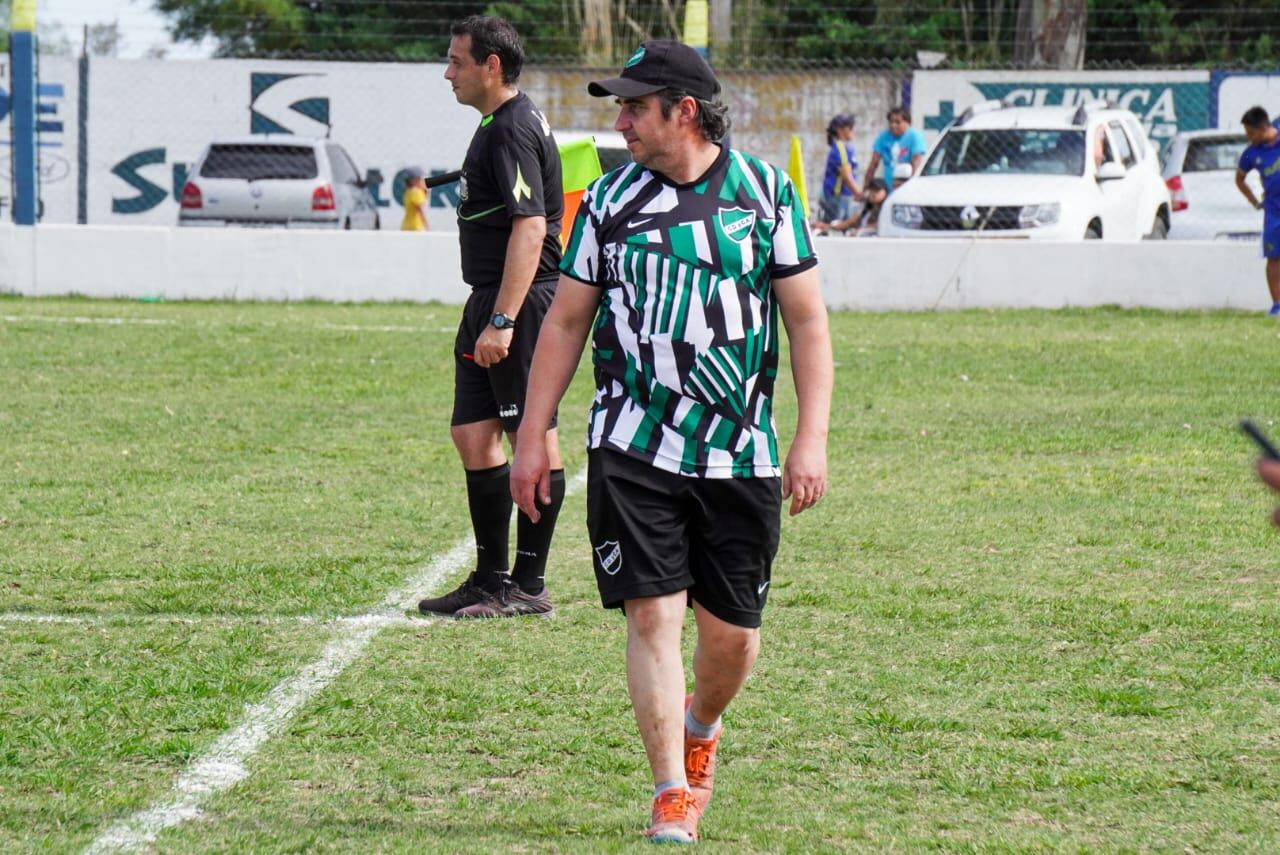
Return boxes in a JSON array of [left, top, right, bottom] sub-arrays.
[[512, 40, 833, 843], [416, 16, 565, 620]]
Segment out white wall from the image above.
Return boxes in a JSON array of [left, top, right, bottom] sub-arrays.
[[0, 224, 1267, 312]]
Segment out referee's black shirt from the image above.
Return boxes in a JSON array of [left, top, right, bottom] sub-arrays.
[[456, 91, 564, 289]]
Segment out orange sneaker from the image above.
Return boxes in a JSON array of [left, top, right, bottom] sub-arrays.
[[684, 694, 721, 817], [644, 787, 699, 844]]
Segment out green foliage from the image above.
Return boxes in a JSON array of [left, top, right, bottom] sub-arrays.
[[146, 0, 1280, 65]]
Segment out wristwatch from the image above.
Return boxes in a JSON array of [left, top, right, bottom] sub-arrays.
[[490, 312, 517, 331]]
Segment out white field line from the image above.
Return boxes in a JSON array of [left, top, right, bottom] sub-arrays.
[[1, 314, 452, 334], [0, 612, 426, 629], [83, 465, 586, 854]]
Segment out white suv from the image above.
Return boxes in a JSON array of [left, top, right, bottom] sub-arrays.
[[179, 135, 381, 229], [880, 102, 1170, 241]]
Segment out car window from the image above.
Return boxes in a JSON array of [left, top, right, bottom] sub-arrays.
[[597, 147, 632, 173], [923, 129, 1086, 177], [1107, 121, 1136, 169], [1184, 137, 1248, 172], [200, 144, 318, 180], [326, 145, 359, 184], [1122, 118, 1148, 161]]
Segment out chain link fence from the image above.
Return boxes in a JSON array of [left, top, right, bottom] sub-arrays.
[[4, 13, 1279, 238]]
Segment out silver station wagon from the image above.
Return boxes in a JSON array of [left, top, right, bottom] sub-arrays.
[[178, 135, 381, 229]]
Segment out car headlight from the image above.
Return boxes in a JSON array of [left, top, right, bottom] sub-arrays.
[[891, 204, 923, 229], [1017, 202, 1060, 228]]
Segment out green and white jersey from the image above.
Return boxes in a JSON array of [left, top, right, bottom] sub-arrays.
[[561, 146, 817, 478]]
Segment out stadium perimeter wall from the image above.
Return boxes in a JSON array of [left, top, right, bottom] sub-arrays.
[[0, 225, 1264, 311]]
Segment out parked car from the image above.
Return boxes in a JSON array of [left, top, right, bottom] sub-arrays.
[[1162, 130, 1262, 241], [179, 135, 380, 229], [880, 101, 1171, 240]]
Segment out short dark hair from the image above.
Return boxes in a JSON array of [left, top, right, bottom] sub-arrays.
[[887, 106, 910, 123], [864, 178, 887, 194], [451, 15, 524, 85], [657, 89, 732, 142], [1243, 106, 1271, 129]]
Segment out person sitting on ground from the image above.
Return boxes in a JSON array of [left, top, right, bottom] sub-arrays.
[[820, 178, 888, 236]]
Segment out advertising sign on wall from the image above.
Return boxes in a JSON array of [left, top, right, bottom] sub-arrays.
[[0, 56, 79, 224], [87, 58, 475, 227], [912, 70, 1211, 156], [1211, 71, 1280, 130]]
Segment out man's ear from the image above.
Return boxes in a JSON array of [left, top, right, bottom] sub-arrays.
[[485, 54, 503, 78], [681, 96, 699, 125]]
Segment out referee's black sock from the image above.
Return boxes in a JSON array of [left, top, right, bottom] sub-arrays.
[[465, 463, 512, 593], [511, 468, 565, 595]]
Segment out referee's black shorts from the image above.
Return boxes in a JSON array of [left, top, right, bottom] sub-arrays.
[[586, 448, 782, 628], [452, 280, 558, 434]]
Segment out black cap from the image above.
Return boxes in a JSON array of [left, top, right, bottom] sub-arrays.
[[588, 40, 720, 102]]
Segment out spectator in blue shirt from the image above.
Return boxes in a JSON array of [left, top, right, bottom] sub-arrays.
[[1236, 105, 1280, 315], [819, 113, 861, 223], [865, 106, 927, 191]]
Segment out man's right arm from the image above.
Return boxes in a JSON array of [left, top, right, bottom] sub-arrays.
[[512, 275, 601, 521], [1237, 168, 1263, 210]]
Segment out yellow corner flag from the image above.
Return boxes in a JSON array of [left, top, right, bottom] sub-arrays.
[[559, 137, 604, 249], [788, 134, 810, 219]]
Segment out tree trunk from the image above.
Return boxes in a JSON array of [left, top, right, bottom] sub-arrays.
[[709, 0, 732, 62], [581, 0, 612, 65], [1014, 0, 1087, 69]]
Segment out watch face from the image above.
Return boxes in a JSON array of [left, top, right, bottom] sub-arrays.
[[492, 313, 513, 329]]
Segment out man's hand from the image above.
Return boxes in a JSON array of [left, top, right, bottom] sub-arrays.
[[512, 436, 551, 523], [474, 325, 513, 367], [782, 434, 827, 516]]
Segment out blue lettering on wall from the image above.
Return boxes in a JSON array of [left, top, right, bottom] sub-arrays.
[[112, 148, 168, 214]]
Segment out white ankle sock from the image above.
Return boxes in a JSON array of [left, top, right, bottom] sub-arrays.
[[685, 706, 722, 740]]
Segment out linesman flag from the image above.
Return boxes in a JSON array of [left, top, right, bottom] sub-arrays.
[[559, 138, 605, 249], [787, 134, 810, 219]]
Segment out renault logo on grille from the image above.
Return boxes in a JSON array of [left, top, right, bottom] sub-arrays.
[[959, 204, 980, 229]]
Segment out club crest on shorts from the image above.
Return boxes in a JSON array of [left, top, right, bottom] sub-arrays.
[[719, 207, 756, 243], [595, 540, 623, 575]]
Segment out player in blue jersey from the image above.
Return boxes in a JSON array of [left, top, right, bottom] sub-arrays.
[[1237, 106, 1280, 315]]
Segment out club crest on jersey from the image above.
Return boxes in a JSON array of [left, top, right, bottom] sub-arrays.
[[595, 540, 623, 575], [719, 207, 756, 243]]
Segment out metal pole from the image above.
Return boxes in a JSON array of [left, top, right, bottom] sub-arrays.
[[10, 0, 38, 225]]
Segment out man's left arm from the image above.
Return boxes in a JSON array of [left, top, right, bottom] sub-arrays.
[[909, 129, 927, 176], [474, 214, 546, 367], [774, 266, 833, 516]]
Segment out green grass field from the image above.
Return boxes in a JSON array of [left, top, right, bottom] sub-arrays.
[[2, 297, 1279, 853]]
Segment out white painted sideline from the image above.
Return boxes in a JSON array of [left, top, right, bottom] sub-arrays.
[[0, 224, 1268, 312], [84, 467, 587, 854], [81, 538, 471, 855]]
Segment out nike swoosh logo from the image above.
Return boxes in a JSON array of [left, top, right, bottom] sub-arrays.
[[757, 581, 770, 595], [627, 217, 654, 228]]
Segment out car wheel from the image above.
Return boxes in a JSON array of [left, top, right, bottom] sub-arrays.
[[1085, 223, 1102, 240], [1144, 215, 1168, 240]]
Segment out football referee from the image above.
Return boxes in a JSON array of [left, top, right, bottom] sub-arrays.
[[417, 16, 564, 620], [512, 41, 832, 842]]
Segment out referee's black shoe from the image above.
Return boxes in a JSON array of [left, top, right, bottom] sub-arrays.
[[454, 577, 554, 619], [417, 573, 490, 617]]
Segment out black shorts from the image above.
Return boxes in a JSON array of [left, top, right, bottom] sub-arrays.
[[586, 448, 782, 628], [452, 280, 558, 433]]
